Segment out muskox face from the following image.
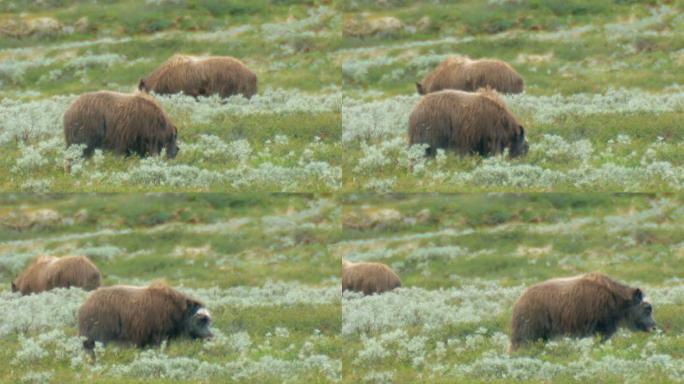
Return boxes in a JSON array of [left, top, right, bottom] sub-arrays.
[[11, 281, 18, 293], [416, 82, 426, 95], [509, 124, 529, 158], [625, 289, 656, 332], [165, 125, 179, 159], [138, 79, 150, 93], [184, 302, 213, 340]]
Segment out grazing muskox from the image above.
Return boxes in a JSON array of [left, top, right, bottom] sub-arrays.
[[138, 54, 257, 99], [342, 260, 401, 295], [417, 56, 524, 95], [11, 255, 101, 295], [78, 282, 213, 351], [510, 272, 656, 351], [408, 89, 528, 157], [63, 91, 179, 158]]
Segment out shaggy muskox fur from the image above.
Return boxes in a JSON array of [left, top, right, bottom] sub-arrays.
[[63, 91, 178, 158], [11, 255, 101, 295], [417, 56, 524, 95], [342, 260, 401, 295], [78, 282, 213, 350], [138, 54, 257, 99], [510, 272, 656, 351], [408, 89, 528, 157]]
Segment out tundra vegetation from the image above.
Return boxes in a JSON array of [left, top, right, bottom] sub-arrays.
[[0, 194, 341, 383], [341, 0, 684, 192], [340, 194, 684, 383], [0, 1, 341, 192]]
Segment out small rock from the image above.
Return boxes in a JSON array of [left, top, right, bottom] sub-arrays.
[[74, 17, 90, 34], [74, 209, 89, 224], [26, 17, 62, 37], [343, 207, 403, 230], [0, 19, 29, 38], [368, 16, 403, 36], [343, 15, 404, 37], [415, 208, 431, 224], [0, 16, 62, 38], [25, 209, 61, 228], [416, 16, 431, 32]]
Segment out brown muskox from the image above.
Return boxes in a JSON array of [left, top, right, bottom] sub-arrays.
[[510, 272, 656, 351], [408, 89, 528, 157], [78, 282, 213, 351], [11, 255, 101, 295], [417, 56, 524, 95], [138, 54, 257, 99], [342, 260, 401, 295], [63, 91, 179, 158]]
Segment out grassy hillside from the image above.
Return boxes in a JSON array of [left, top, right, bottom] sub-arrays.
[[0, 1, 341, 192], [341, 0, 684, 192], [340, 193, 684, 383], [0, 194, 341, 383]]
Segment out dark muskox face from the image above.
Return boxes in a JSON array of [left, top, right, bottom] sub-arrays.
[[416, 82, 426, 95], [184, 301, 213, 340], [138, 79, 150, 93], [165, 126, 179, 159], [509, 124, 529, 158], [625, 288, 656, 332], [11, 281, 18, 293]]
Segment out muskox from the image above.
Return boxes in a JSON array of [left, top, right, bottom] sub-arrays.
[[417, 56, 524, 95], [510, 272, 656, 351], [138, 54, 257, 99], [63, 91, 179, 158], [408, 89, 528, 157], [11, 255, 101, 295], [78, 282, 213, 351], [342, 260, 401, 295]]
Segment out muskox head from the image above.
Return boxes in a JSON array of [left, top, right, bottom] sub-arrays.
[[138, 79, 150, 93], [183, 300, 213, 340], [11, 280, 18, 293], [164, 124, 179, 159], [416, 82, 426, 95], [625, 288, 656, 332], [509, 124, 529, 158]]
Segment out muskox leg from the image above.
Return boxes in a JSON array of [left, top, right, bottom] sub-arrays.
[[596, 321, 618, 342], [476, 138, 489, 157], [86, 118, 107, 158], [425, 145, 435, 157], [83, 339, 96, 362]]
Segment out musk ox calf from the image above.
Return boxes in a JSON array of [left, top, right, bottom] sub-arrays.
[[342, 260, 401, 295], [409, 89, 528, 157], [138, 54, 257, 99], [78, 282, 213, 351], [63, 91, 178, 158], [510, 272, 656, 351], [11, 255, 101, 295], [417, 56, 524, 95]]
